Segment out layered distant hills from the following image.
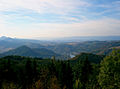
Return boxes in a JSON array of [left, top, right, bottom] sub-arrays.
[[49, 41, 120, 55], [0, 36, 120, 59]]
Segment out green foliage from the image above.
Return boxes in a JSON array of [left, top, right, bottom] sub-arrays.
[[0, 50, 120, 89], [2, 82, 20, 89], [98, 50, 120, 89], [73, 59, 93, 89], [71, 53, 104, 64]]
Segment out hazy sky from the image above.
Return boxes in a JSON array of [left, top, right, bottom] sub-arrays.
[[0, 0, 120, 38]]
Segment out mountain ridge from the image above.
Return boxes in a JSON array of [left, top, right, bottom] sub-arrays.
[[0, 45, 61, 59]]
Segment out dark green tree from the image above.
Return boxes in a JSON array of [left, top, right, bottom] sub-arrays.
[[98, 50, 120, 89], [73, 58, 93, 89], [25, 59, 33, 88], [33, 59, 38, 81]]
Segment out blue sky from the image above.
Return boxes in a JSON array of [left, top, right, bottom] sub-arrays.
[[0, 0, 120, 38]]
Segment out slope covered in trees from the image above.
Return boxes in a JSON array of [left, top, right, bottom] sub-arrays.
[[0, 46, 61, 59], [70, 53, 105, 64], [0, 50, 120, 89]]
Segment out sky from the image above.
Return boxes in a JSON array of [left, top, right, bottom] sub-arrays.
[[0, 0, 120, 39]]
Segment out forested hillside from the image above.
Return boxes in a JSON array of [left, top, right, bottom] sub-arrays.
[[70, 53, 105, 64], [0, 50, 120, 89], [0, 46, 62, 59]]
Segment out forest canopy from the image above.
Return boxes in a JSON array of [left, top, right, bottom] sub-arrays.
[[0, 50, 120, 89]]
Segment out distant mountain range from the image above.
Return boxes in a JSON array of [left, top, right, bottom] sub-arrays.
[[46, 41, 120, 56], [0, 36, 48, 53], [0, 36, 120, 59], [37, 36, 120, 42]]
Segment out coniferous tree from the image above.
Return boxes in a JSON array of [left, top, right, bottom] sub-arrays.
[[25, 59, 33, 88], [81, 59, 92, 88], [33, 59, 38, 81], [73, 58, 92, 89]]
